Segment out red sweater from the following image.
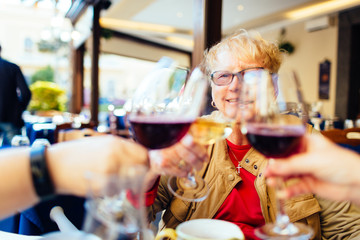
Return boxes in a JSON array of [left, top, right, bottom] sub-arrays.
[[213, 140, 264, 240]]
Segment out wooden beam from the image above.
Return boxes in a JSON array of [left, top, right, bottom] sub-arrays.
[[101, 30, 191, 67], [90, 3, 101, 126], [103, 0, 155, 20], [336, 7, 360, 120], [192, 0, 222, 69], [70, 43, 84, 114], [110, 30, 191, 54], [65, 0, 89, 25]]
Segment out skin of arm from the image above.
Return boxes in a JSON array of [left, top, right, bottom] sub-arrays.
[[265, 134, 360, 205], [0, 135, 148, 219]]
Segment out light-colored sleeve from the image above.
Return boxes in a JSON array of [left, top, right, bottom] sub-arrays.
[[317, 196, 360, 240]]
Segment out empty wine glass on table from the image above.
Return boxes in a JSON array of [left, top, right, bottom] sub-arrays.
[[127, 58, 210, 202], [240, 69, 313, 239], [83, 165, 152, 240]]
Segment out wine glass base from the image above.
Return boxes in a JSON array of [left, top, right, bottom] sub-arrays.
[[167, 176, 209, 202], [255, 222, 313, 240]]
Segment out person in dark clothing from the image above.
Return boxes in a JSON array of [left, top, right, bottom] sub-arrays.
[[0, 44, 31, 146]]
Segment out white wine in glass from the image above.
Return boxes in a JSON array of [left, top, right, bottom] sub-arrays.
[[189, 117, 234, 145], [167, 70, 237, 202]]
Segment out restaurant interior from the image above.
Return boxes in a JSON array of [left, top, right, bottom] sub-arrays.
[[1, 0, 359, 130], [0, 0, 360, 239]]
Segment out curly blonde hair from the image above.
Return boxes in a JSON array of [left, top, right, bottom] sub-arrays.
[[201, 29, 283, 76]]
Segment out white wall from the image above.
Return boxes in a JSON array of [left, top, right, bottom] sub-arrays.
[[261, 19, 338, 118]]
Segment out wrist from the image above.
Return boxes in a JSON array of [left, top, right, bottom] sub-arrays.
[[30, 145, 55, 201]]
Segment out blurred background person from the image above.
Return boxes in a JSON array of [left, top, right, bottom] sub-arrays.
[[0, 44, 31, 147]]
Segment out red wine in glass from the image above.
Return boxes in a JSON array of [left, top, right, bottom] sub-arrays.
[[240, 69, 313, 239], [129, 116, 193, 149], [245, 123, 305, 159]]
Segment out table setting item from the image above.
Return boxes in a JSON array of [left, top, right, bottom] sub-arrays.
[[155, 219, 244, 240]]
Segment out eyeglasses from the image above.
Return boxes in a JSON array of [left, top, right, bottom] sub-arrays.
[[210, 67, 265, 86]]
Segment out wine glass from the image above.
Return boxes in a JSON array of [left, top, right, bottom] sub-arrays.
[[239, 69, 313, 239], [127, 59, 210, 201], [127, 58, 199, 149], [167, 78, 236, 202], [82, 165, 153, 240]]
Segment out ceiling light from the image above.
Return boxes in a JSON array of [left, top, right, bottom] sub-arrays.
[[60, 32, 71, 42], [237, 5, 244, 11], [285, 0, 360, 20], [100, 18, 177, 33], [71, 30, 81, 40]]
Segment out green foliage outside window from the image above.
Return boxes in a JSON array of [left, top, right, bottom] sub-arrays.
[[31, 65, 54, 84], [28, 81, 67, 112]]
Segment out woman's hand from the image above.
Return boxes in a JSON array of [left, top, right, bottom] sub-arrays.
[[145, 135, 208, 190], [265, 134, 360, 204]]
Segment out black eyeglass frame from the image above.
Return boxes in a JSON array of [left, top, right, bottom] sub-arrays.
[[210, 67, 265, 86]]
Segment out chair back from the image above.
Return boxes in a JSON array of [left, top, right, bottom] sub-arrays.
[[57, 128, 105, 142], [321, 127, 360, 146]]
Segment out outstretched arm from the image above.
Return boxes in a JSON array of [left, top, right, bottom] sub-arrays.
[[0, 135, 148, 219]]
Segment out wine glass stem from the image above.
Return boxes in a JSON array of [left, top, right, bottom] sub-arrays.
[[183, 170, 198, 188], [275, 176, 291, 229]]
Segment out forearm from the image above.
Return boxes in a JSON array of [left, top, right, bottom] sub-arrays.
[[0, 147, 39, 219]]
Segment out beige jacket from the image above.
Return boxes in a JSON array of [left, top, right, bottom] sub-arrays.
[[148, 121, 360, 240]]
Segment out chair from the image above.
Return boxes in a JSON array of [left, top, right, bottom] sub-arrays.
[[321, 128, 360, 146], [321, 127, 360, 153], [53, 122, 72, 144], [53, 122, 96, 143], [57, 128, 106, 142]]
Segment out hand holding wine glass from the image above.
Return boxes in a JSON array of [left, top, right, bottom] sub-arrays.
[[127, 59, 210, 201], [240, 69, 313, 239], [166, 68, 238, 202]]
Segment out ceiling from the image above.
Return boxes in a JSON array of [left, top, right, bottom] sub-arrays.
[[98, 0, 360, 51]]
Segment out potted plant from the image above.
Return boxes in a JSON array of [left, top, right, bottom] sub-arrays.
[[28, 81, 67, 116]]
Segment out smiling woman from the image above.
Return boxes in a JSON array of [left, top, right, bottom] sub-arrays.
[[144, 29, 360, 240]]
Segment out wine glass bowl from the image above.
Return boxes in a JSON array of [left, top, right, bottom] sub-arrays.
[[129, 116, 193, 149], [189, 116, 234, 145], [82, 165, 151, 240], [127, 60, 211, 202], [240, 69, 313, 239], [128, 61, 207, 150]]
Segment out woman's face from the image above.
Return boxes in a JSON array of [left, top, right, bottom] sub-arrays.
[[210, 50, 261, 120]]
